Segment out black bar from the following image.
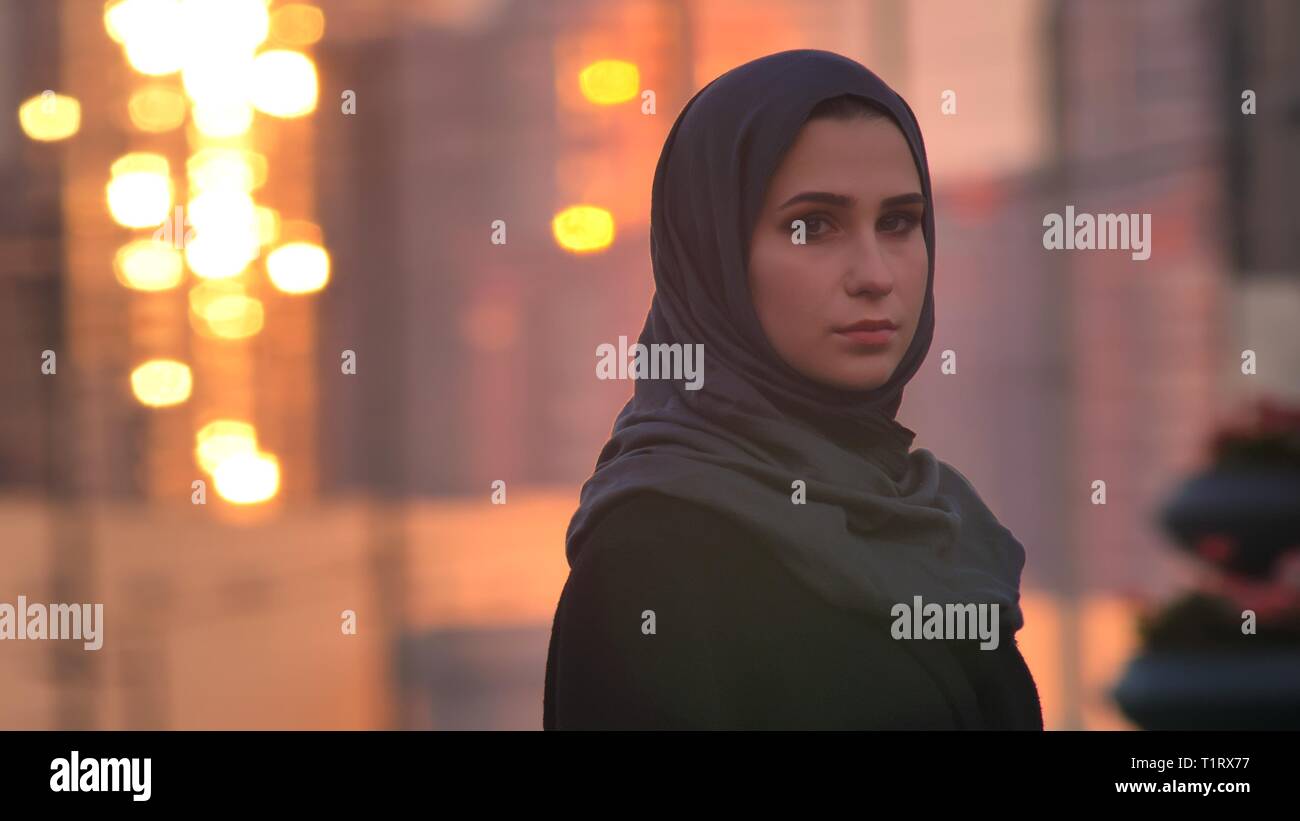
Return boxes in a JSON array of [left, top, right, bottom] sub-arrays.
[[0, 729, 1287, 807]]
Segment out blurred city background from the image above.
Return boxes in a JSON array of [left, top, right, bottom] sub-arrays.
[[1, 0, 1297, 730]]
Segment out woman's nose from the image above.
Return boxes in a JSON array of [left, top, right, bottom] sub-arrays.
[[843, 232, 895, 296]]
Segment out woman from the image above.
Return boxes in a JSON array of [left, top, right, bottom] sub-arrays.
[[543, 49, 1043, 730]]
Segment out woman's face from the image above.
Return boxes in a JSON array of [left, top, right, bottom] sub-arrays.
[[747, 115, 928, 392]]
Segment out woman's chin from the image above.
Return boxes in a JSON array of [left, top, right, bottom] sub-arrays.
[[810, 364, 895, 393]]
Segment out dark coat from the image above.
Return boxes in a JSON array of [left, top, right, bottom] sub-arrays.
[[544, 491, 1044, 730]]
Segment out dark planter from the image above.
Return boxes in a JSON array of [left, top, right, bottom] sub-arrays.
[[1160, 467, 1300, 578], [1115, 402, 1300, 729], [1112, 649, 1300, 730]]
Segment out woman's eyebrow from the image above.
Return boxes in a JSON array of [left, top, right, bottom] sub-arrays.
[[880, 192, 926, 208], [778, 191, 855, 209], [776, 191, 926, 209]]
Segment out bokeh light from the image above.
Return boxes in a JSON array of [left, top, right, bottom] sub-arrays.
[[187, 148, 266, 194], [114, 240, 184, 291], [191, 100, 255, 138], [188, 278, 242, 314], [195, 419, 259, 474], [103, 0, 139, 43], [579, 60, 640, 105], [107, 152, 173, 228], [552, 204, 615, 253], [184, 190, 260, 279], [212, 450, 280, 504], [180, 0, 270, 56], [249, 50, 319, 118], [181, 52, 254, 105], [189, 281, 265, 339], [270, 4, 325, 46], [18, 92, 81, 141], [193, 294, 265, 339], [266, 241, 330, 294], [110, 0, 186, 76], [129, 359, 193, 407], [127, 86, 187, 132], [255, 206, 281, 246]]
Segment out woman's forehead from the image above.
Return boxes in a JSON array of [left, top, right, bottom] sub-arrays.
[[765, 118, 922, 203]]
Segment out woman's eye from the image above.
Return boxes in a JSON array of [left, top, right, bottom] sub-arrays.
[[795, 214, 833, 238], [878, 212, 920, 235]]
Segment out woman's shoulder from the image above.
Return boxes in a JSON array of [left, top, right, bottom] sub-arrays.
[[551, 490, 742, 728], [577, 489, 757, 556], [566, 489, 768, 594]]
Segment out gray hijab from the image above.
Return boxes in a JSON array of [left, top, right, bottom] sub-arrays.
[[565, 49, 1028, 647]]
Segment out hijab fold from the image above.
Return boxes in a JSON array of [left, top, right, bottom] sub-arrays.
[[565, 49, 1028, 637]]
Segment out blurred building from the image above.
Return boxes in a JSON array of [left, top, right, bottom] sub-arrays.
[[1, 0, 1296, 730]]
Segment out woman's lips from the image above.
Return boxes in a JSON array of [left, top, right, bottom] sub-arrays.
[[835, 327, 896, 346]]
